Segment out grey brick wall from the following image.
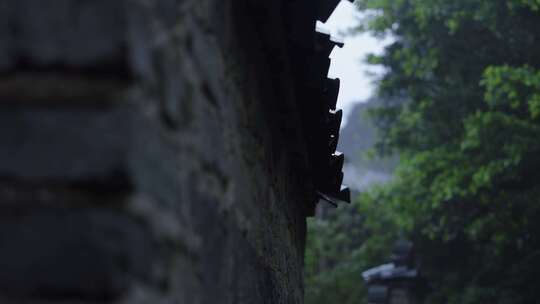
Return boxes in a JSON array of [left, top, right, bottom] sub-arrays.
[[0, 0, 345, 303]]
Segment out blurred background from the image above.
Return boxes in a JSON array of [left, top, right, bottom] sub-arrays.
[[306, 1, 540, 303]]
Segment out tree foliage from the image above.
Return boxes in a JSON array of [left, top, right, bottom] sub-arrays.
[[305, 201, 399, 304], [306, 1, 540, 303], [357, 0, 540, 303]]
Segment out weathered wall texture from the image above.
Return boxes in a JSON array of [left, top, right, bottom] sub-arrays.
[[0, 0, 346, 303]]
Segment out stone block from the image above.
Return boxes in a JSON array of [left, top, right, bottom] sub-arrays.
[[0, 106, 131, 182], [0, 208, 153, 301]]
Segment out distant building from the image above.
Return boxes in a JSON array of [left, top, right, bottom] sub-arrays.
[[362, 240, 426, 304]]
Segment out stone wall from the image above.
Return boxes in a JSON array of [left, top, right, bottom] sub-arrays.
[[0, 0, 346, 303]]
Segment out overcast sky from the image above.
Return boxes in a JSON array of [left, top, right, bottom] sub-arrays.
[[316, 0, 391, 123]]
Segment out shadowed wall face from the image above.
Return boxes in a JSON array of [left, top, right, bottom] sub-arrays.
[[0, 0, 320, 303], [0, 0, 350, 302]]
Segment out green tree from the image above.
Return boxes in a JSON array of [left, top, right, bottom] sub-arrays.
[[304, 200, 399, 304], [355, 0, 540, 303]]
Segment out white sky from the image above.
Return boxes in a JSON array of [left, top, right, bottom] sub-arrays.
[[316, 0, 391, 122]]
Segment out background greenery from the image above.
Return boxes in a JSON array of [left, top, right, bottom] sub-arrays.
[[305, 1, 540, 303]]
